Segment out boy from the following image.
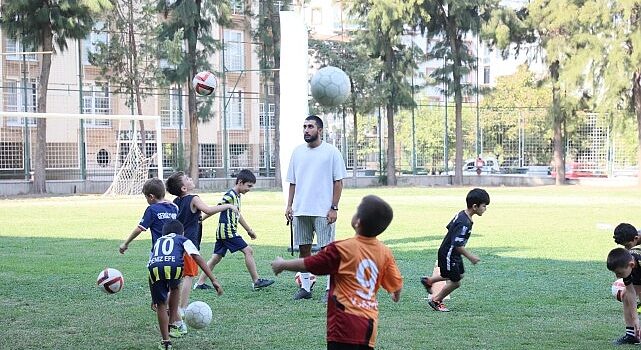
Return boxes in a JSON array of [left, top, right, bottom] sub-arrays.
[[420, 187, 490, 312], [606, 247, 641, 345], [149, 220, 223, 350], [194, 169, 274, 291], [165, 171, 239, 329], [271, 195, 403, 350], [613, 223, 641, 250]]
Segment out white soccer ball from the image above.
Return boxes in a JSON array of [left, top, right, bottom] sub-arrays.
[[96, 268, 124, 294], [612, 278, 626, 302], [294, 272, 317, 289], [310, 66, 350, 107], [184, 301, 212, 329], [192, 71, 217, 96]]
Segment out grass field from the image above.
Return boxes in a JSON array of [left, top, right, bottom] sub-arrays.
[[1, 185, 639, 349]]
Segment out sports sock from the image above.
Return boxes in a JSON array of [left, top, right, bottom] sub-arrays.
[[626, 326, 635, 337], [300, 272, 312, 292]]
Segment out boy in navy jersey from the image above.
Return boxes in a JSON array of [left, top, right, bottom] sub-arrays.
[[165, 171, 239, 323], [607, 248, 641, 345], [194, 169, 275, 291], [150, 220, 222, 350], [420, 188, 490, 312]]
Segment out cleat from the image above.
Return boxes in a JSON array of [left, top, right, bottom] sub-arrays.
[[193, 283, 213, 290], [158, 340, 172, 350], [177, 322, 187, 336], [427, 299, 450, 312], [420, 276, 433, 294], [252, 278, 275, 290], [169, 325, 184, 338], [293, 287, 313, 300], [613, 334, 640, 345]]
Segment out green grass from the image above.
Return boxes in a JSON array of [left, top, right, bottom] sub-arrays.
[[1, 185, 639, 349]]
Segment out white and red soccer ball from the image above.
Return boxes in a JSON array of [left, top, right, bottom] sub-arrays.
[[97, 268, 124, 294], [294, 272, 317, 289], [192, 71, 217, 96], [612, 278, 626, 302]]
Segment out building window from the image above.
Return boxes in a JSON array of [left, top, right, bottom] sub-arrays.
[[82, 84, 111, 126], [226, 91, 244, 129], [230, 0, 245, 15], [83, 21, 108, 65], [267, 83, 275, 95], [160, 88, 182, 128], [200, 143, 221, 168], [259, 102, 275, 128], [4, 80, 37, 126], [224, 30, 244, 71], [483, 66, 490, 85], [5, 39, 36, 61], [229, 144, 249, 168]]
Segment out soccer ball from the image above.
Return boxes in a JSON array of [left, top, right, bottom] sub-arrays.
[[612, 278, 626, 302], [184, 301, 212, 329], [294, 272, 317, 289], [310, 66, 350, 107], [96, 268, 124, 294], [192, 71, 217, 96]]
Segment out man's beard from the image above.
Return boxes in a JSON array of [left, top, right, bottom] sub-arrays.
[[304, 133, 318, 143]]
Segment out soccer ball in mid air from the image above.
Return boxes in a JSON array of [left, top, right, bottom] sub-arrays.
[[294, 272, 317, 289], [96, 268, 124, 294], [184, 301, 213, 329], [310, 66, 350, 107], [612, 278, 626, 302], [192, 71, 217, 96]]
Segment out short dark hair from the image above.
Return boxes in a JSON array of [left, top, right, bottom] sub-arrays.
[[142, 178, 165, 199], [236, 169, 256, 184], [306, 115, 323, 129], [162, 219, 184, 236], [166, 171, 185, 196], [607, 247, 633, 271], [466, 188, 490, 208], [614, 223, 638, 245], [357, 195, 394, 237]]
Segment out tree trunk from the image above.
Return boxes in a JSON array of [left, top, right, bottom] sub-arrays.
[[449, 30, 463, 186], [550, 61, 566, 185], [351, 79, 358, 181], [186, 1, 201, 187], [633, 70, 641, 185], [33, 32, 54, 194], [385, 45, 397, 186], [129, 0, 146, 168]]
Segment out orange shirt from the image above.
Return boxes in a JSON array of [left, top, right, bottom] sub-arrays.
[[304, 235, 403, 347]]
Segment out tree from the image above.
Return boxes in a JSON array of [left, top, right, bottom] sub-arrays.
[[156, 0, 230, 187], [414, 0, 499, 185], [0, 0, 110, 193], [347, 0, 419, 186]]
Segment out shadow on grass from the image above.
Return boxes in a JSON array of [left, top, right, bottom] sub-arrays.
[[0, 236, 623, 350]]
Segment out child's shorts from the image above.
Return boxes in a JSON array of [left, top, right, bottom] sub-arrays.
[[438, 255, 465, 282], [213, 236, 248, 257], [183, 253, 199, 277], [149, 278, 182, 305]]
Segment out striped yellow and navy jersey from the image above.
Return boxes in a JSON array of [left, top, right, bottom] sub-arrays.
[[147, 233, 199, 282], [216, 189, 241, 240]]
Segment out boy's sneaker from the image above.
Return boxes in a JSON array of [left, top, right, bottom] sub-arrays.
[[158, 340, 172, 350], [252, 278, 275, 290], [177, 323, 188, 336], [427, 299, 450, 312], [293, 288, 313, 300], [168, 325, 184, 338], [420, 276, 433, 294], [613, 334, 640, 345], [193, 283, 212, 290]]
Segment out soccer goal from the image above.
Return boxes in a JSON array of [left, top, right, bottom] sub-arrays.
[[0, 111, 162, 194]]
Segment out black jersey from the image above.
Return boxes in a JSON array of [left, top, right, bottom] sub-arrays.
[[631, 250, 641, 285], [438, 210, 473, 260]]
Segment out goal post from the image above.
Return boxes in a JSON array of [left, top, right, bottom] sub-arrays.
[[0, 111, 163, 193]]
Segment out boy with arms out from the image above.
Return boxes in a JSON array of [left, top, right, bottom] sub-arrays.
[[149, 220, 222, 350], [421, 188, 490, 312], [165, 171, 239, 324], [194, 169, 274, 290], [606, 247, 641, 345], [271, 195, 403, 350]]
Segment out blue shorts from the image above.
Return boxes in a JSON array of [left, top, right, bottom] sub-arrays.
[[214, 236, 248, 257], [149, 278, 182, 305]]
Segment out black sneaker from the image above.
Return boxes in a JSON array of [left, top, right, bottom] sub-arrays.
[[158, 340, 172, 350], [193, 283, 212, 290], [253, 278, 275, 290], [293, 287, 312, 300], [427, 299, 450, 312], [420, 276, 433, 294], [613, 334, 640, 345]]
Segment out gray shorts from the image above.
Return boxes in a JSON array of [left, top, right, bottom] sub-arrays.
[[293, 216, 335, 248]]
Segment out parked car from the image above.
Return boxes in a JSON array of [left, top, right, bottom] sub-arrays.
[[462, 157, 500, 174], [550, 162, 607, 179]]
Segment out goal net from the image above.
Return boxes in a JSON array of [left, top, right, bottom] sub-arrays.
[[0, 112, 162, 193]]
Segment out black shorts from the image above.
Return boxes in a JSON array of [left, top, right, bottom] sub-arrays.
[[327, 342, 374, 350], [438, 254, 465, 282], [149, 278, 182, 305]]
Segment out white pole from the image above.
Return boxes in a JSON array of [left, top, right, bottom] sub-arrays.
[[156, 117, 163, 180]]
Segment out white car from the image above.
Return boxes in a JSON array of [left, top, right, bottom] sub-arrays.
[[462, 157, 500, 174]]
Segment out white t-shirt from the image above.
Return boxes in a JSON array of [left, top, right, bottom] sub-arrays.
[[286, 141, 347, 217]]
